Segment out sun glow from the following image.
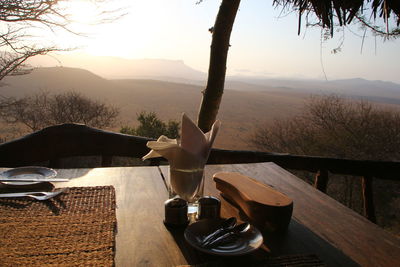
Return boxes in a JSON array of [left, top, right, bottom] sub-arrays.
[[30, 0, 400, 83], [56, 1, 183, 59], [67, 2, 98, 24]]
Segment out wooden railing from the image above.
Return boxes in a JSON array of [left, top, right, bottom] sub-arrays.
[[208, 149, 400, 223], [0, 123, 399, 222]]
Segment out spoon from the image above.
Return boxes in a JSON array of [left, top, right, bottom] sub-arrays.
[[202, 222, 250, 248], [200, 217, 237, 246]]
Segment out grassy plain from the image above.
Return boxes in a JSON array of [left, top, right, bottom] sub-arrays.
[[1, 67, 308, 149]]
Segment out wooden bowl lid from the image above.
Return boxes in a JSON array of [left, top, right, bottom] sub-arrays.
[[213, 172, 292, 207]]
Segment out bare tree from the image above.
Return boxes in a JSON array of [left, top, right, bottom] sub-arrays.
[[0, 1, 64, 80], [0, 0, 123, 81], [0, 91, 119, 131]]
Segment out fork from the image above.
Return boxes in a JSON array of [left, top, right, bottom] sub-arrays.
[[0, 188, 66, 201]]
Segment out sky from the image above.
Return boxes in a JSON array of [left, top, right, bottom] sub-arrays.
[[33, 0, 400, 83]]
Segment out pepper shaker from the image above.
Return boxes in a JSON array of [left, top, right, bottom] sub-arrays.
[[197, 196, 221, 220]]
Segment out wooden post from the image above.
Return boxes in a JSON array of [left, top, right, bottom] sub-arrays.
[[362, 176, 376, 223], [197, 0, 241, 132], [314, 169, 329, 193]]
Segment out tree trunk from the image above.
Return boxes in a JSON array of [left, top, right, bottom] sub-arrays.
[[197, 0, 241, 133]]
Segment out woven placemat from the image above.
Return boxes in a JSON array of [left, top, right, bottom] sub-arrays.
[[0, 186, 116, 267]]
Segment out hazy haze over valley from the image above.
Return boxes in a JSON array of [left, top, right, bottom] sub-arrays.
[[2, 58, 400, 150]]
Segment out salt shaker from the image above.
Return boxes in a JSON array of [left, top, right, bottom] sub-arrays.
[[164, 198, 189, 228]]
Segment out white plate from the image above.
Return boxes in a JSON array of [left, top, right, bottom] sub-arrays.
[[184, 218, 263, 256], [0, 166, 57, 185]]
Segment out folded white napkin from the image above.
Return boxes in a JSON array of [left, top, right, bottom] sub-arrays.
[[143, 113, 220, 168], [143, 114, 220, 201]]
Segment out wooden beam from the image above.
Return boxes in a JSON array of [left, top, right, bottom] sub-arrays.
[[208, 149, 400, 181], [101, 155, 113, 167]]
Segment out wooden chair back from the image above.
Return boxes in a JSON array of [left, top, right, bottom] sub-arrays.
[[0, 124, 157, 168]]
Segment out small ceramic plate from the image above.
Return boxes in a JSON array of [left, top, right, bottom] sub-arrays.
[[184, 218, 263, 256], [0, 166, 57, 185]]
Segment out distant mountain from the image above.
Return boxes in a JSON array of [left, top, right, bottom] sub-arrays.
[[0, 67, 113, 97], [226, 76, 400, 104], [28, 54, 400, 103], [328, 78, 400, 98], [29, 54, 207, 81]]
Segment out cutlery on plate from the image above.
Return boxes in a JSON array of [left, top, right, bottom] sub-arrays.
[[0, 188, 67, 201], [200, 217, 237, 246], [202, 222, 250, 248]]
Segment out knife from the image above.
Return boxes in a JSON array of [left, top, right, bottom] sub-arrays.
[[0, 178, 70, 182]]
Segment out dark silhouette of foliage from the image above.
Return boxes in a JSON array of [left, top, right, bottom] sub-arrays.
[[273, 0, 400, 35], [121, 111, 180, 139]]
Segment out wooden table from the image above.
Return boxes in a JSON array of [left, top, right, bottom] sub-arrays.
[[34, 163, 400, 266]]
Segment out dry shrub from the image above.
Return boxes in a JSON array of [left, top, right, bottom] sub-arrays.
[[252, 95, 400, 235]]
